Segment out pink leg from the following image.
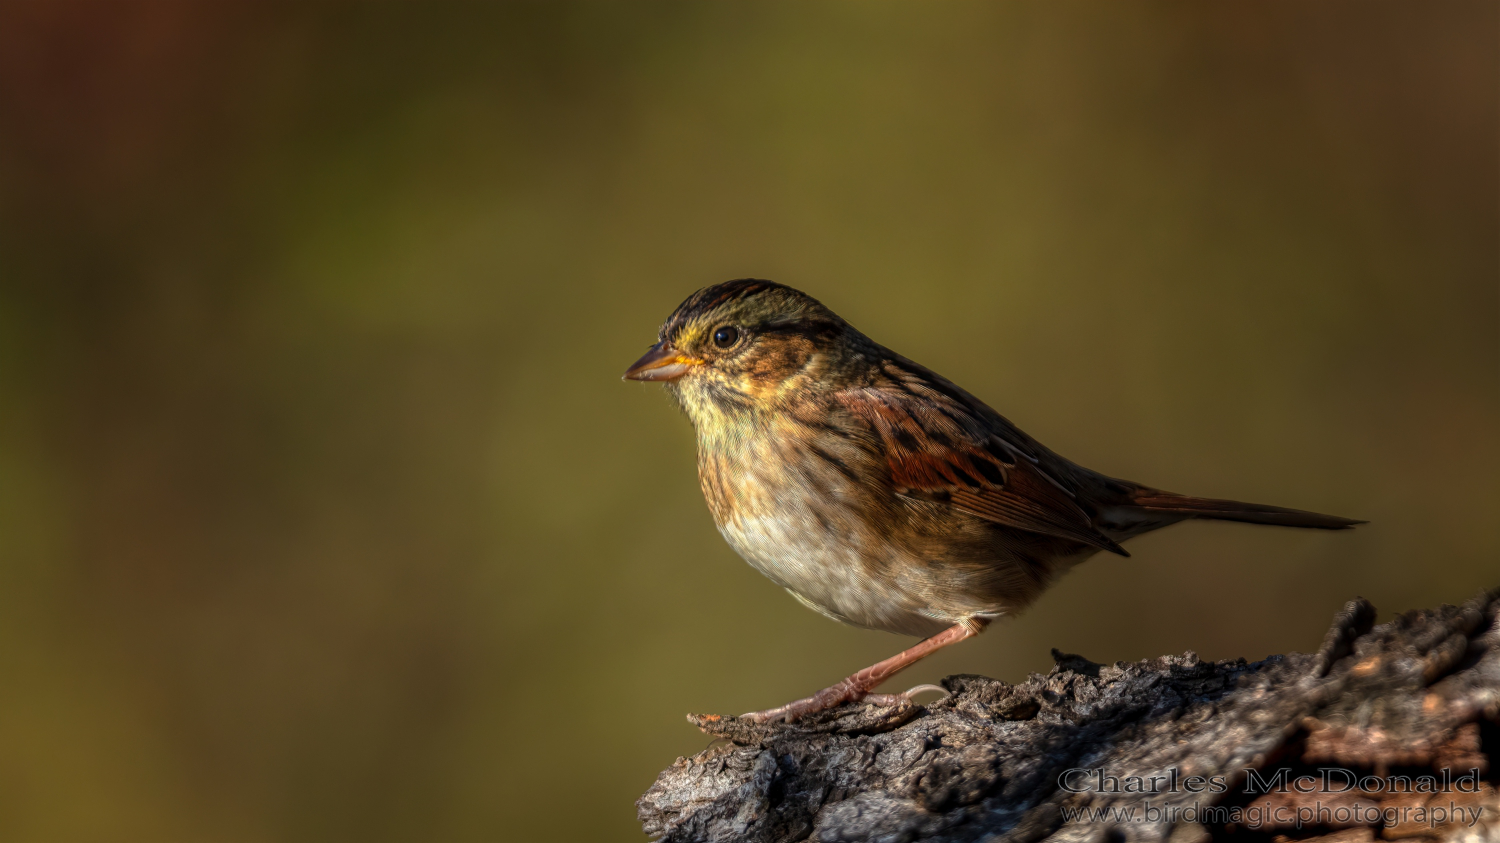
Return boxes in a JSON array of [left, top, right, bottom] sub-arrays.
[[742, 619, 989, 723]]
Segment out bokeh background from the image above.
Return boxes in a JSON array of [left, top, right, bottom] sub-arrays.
[[0, 2, 1495, 840]]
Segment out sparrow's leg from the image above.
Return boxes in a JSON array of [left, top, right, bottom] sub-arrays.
[[741, 618, 989, 724]]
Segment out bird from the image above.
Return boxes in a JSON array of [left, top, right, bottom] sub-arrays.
[[623, 279, 1362, 723]]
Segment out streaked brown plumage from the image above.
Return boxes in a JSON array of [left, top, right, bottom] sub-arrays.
[[625, 279, 1362, 722]]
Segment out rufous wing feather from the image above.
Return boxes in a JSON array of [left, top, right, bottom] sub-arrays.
[[836, 385, 1128, 556]]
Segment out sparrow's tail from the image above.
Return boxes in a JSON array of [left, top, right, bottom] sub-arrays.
[[1124, 489, 1365, 530]]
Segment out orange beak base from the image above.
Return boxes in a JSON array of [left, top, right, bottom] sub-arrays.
[[623, 342, 702, 382]]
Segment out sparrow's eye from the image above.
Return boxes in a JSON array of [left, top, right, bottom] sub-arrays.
[[712, 326, 741, 348]]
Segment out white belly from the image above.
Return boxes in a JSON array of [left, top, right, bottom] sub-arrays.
[[711, 465, 955, 637]]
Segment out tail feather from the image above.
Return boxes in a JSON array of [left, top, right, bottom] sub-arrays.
[[1127, 490, 1365, 530]]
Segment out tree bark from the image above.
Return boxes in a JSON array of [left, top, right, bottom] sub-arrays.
[[639, 589, 1500, 843]]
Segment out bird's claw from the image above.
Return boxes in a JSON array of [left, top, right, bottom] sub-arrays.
[[897, 683, 951, 702], [863, 683, 950, 706]]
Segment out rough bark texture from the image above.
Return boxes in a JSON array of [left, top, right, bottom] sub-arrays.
[[639, 590, 1500, 843]]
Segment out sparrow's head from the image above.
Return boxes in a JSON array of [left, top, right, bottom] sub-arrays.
[[623, 279, 857, 422]]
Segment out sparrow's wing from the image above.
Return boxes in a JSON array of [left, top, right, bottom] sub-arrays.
[[836, 364, 1128, 556]]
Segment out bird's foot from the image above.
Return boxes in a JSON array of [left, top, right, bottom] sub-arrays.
[[740, 681, 949, 724], [739, 622, 981, 724]]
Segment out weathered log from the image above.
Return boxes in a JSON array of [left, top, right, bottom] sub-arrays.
[[639, 589, 1500, 843]]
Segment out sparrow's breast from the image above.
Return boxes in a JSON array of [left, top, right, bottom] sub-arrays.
[[695, 422, 963, 637]]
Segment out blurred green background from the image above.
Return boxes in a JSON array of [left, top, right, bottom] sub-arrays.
[[0, 2, 1495, 840]]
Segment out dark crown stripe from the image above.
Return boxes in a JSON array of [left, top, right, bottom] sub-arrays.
[[690, 279, 778, 315]]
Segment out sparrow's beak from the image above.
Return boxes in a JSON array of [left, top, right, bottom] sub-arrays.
[[623, 342, 703, 382]]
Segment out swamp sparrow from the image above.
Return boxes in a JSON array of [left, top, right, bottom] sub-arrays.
[[624, 279, 1361, 723]]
